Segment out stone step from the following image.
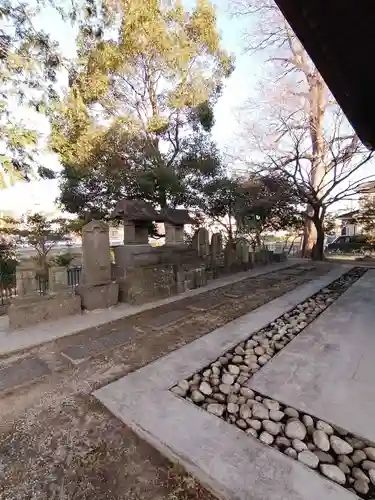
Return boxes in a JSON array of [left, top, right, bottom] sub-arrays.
[[0, 357, 51, 395], [60, 326, 142, 364]]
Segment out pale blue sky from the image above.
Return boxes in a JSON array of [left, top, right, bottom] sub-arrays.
[[1, 0, 263, 214]]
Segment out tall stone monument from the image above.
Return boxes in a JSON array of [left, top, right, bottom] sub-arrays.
[[76, 220, 119, 310], [210, 232, 223, 274], [192, 227, 210, 258]]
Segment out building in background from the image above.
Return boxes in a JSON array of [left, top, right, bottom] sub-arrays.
[[336, 182, 375, 236]]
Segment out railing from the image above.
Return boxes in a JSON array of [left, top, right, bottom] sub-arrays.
[[35, 276, 49, 295], [265, 241, 302, 257], [0, 266, 82, 311], [67, 266, 82, 287]]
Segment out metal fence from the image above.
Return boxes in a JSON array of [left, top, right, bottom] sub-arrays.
[[0, 278, 17, 306], [67, 266, 82, 288], [0, 266, 82, 309], [265, 241, 302, 257]]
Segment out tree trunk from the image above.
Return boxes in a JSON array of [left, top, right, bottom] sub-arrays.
[[255, 231, 261, 248], [301, 207, 316, 257], [311, 215, 325, 261], [302, 71, 327, 257]]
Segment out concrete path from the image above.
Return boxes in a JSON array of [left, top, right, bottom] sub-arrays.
[[251, 268, 375, 443], [0, 260, 302, 357], [94, 266, 353, 500]]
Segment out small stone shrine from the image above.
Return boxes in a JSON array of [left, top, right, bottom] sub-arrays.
[[111, 200, 164, 269], [113, 199, 163, 245], [160, 208, 196, 245]]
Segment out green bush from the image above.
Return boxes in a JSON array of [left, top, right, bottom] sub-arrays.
[[50, 252, 74, 267], [0, 240, 18, 288]]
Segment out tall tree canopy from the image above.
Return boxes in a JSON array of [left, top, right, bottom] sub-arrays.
[[0, 0, 61, 186], [52, 0, 234, 218], [199, 173, 300, 243]]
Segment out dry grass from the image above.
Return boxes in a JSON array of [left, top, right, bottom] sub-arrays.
[[166, 465, 216, 500]]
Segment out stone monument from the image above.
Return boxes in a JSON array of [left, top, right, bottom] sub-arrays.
[[15, 260, 36, 296], [241, 241, 250, 269], [49, 266, 68, 292], [224, 240, 236, 270], [210, 233, 223, 276], [192, 227, 210, 258], [76, 220, 119, 310]]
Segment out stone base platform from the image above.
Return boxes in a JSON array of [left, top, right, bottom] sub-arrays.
[[94, 267, 351, 500], [76, 282, 119, 311], [8, 291, 81, 330]]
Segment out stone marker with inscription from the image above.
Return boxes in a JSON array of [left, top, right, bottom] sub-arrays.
[[76, 220, 119, 310]]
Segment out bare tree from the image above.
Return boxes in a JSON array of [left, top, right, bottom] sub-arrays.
[[248, 109, 374, 259], [230, 0, 363, 257]]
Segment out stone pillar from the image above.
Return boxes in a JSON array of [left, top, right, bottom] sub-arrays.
[[76, 220, 119, 310], [123, 219, 136, 244], [16, 262, 36, 296], [210, 233, 223, 276], [49, 266, 68, 292], [224, 242, 236, 270], [249, 251, 255, 267], [241, 242, 250, 268], [192, 228, 209, 258], [165, 222, 184, 245], [236, 240, 243, 263], [210, 233, 223, 260], [81, 220, 111, 285]]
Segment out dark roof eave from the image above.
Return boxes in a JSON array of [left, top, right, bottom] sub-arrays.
[[274, 0, 375, 150]]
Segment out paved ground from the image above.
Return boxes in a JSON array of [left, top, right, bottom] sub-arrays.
[[251, 268, 375, 443], [0, 262, 334, 500], [94, 266, 353, 500]]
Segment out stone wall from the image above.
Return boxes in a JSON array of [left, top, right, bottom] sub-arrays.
[[114, 229, 287, 306], [125, 264, 176, 304], [123, 262, 210, 305], [8, 292, 81, 330]]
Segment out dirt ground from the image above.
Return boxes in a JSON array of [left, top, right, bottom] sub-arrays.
[[0, 263, 333, 500]]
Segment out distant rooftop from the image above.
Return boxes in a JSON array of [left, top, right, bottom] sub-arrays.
[[112, 200, 163, 222], [159, 208, 196, 225], [336, 210, 360, 220], [357, 181, 375, 193]]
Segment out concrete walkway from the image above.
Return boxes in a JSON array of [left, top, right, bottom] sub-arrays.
[[251, 268, 375, 442], [0, 260, 301, 357]]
